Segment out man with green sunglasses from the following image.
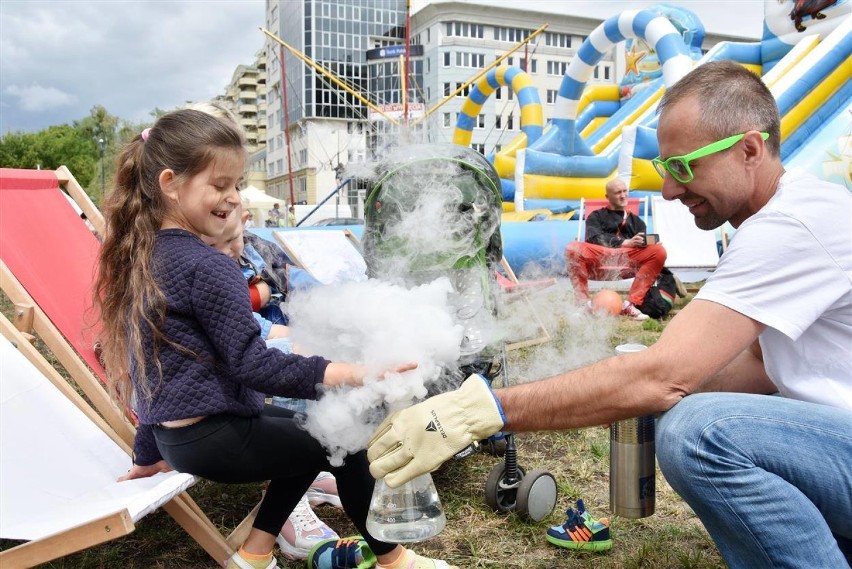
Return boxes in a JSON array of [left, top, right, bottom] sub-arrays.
[[652, 132, 770, 184], [368, 61, 852, 569]]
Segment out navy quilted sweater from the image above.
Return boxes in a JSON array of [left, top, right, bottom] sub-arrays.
[[131, 229, 330, 465]]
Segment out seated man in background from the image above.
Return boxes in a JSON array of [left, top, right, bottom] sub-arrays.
[[564, 178, 666, 320]]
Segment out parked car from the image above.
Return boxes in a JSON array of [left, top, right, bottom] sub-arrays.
[[310, 217, 364, 226]]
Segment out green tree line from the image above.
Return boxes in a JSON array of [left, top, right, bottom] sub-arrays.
[[0, 105, 167, 205]]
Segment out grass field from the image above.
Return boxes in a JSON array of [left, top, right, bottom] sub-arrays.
[[1, 282, 725, 568]]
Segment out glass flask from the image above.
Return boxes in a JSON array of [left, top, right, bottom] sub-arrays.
[[366, 472, 446, 543]]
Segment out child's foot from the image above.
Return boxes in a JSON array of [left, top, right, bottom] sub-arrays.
[[306, 471, 342, 508], [307, 536, 376, 569], [226, 547, 278, 569], [377, 547, 458, 569], [546, 507, 612, 551], [275, 496, 338, 560]]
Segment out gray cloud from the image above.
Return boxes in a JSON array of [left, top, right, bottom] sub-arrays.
[[1, 0, 264, 134], [1, 0, 763, 135]]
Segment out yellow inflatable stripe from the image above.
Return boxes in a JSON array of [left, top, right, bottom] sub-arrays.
[[460, 97, 481, 118], [453, 129, 473, 146], [520, 104, 543, 126], [764, 35, 820, 88], [524, 173, 612, 200], [629, 158, 664, 191], [502, 201, 515, 212], [781, 54, 852, 140], [741, 63, 762, 76], [494, 153, 516, 179], [591, 87, 663, 154], [511, 72, 535, 93], [577, 84, 621, 115], [581, 116, 608, 138]]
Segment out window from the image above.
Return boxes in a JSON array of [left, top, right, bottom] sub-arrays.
[[443, 82, 451, 97], [444, 113, 451, 127], [604, 65, 611, 81], [443, 52, 450, 67], [507, 115, 514, 130], [476, 114, 485, 129], [472, 143, 485, 154], [495, 88, 502, 100], [299, 149, 308, 165], [495, 115, 502, 129], [546, 89, 557, 104]]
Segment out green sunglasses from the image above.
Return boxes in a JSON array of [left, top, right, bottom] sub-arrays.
[[652, 132, 769, 183]]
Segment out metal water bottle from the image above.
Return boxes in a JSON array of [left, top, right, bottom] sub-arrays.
[[609, 343, 656, 518]]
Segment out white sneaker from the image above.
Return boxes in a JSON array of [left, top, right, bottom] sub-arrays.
[[276, 496, 338, 561], [621, 301, 650, 321], [306, 471, 342, 508]]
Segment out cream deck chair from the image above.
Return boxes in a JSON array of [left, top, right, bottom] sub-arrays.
[[0, 318, 209, 567]]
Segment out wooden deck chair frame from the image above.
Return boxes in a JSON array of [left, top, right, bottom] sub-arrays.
[[0, 167, 256, 566], [0, 315, 225, 567]]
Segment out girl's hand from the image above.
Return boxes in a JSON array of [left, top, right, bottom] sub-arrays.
[[118, 460, 172, 482], [324, 362, 418, 388]]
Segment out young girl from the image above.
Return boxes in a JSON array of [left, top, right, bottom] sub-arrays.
[[94, 109, 454, 569]]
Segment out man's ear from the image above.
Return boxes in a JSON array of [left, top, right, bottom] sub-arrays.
[[741, 131, 765, 171], [158, 169, 178, 201]]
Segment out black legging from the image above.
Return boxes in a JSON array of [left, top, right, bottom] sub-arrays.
[[153, 405, 396, 556]]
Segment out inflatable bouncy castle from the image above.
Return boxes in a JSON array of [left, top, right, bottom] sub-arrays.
[[451, 1, 850, 270]]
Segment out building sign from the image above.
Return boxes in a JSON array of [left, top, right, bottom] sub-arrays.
[[368, 102, 427, 122], [366, 44, 424, 61]]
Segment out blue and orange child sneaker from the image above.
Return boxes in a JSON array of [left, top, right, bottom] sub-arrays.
[[546, 501, 612, 552], [307, 536, 376, 569]]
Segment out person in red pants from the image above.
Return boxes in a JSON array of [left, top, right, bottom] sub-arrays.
[[565, 178, 667, 320]]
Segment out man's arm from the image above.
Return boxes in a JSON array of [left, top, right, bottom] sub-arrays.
[[498, 299, 767, 431], [369, 299, 768, 485], [699, 340, 776, 394]]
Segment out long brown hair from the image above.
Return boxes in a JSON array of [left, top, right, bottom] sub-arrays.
[[94, 109, 246, 405]]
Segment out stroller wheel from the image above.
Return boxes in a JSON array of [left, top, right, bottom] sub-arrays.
[[516, 469, 558, 522], [485, 463, 525, 513]]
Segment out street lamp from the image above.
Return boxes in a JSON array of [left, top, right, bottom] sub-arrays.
[[97, 138, 105, 200]]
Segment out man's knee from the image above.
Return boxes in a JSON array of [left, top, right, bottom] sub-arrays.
[[656, 395, 712, 486], [647, 243, 667, 264], [565, 241, 583, 259]]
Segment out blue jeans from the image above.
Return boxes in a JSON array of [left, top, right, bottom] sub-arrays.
[[657, 393, 852, 569], [266, 337, 308, 414]]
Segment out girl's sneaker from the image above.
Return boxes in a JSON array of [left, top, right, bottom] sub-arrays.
[[376, 547, 458, 569], [226, 549, 278, 569], [307, 536, 376, 569], [306, 471, 342, 508], [275, 496, 338, 560]]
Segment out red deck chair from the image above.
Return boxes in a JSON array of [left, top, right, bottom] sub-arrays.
[[0, 167, 237, 566]]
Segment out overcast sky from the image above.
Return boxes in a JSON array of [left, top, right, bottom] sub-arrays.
[[0, 0, 765, 135]]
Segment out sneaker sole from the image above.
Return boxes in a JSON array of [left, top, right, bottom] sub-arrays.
[[306, 490, 342, 509], [275, 533, 312, 561], [546, 534, 613, 551]]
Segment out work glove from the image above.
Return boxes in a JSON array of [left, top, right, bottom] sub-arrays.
[[368, 374, 506, 488]]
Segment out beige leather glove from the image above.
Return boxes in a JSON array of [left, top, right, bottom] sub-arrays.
[[368, 375, 506, 488]]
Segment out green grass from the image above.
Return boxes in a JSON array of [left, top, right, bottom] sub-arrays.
[[1, 284, 722, 568]]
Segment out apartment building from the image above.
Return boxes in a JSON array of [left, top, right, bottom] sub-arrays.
[[261, 0, 748, 208]]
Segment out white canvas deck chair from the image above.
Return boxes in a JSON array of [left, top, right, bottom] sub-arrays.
[[0, 167, 238, 566], [0, 317, 209, 567], [651, 195, 719, 280]]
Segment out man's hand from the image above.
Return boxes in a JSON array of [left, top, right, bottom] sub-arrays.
[[368, 375, 506, 488], [623, 234, 645, 248]]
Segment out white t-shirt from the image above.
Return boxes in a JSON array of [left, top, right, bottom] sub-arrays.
[[696, 170, 852, 410]]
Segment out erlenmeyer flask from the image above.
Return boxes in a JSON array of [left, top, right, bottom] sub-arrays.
[[366, 472, 446, 543]]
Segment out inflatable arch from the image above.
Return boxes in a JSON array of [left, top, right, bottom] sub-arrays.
[[452, 66, 543, 148]]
